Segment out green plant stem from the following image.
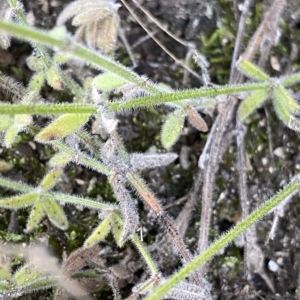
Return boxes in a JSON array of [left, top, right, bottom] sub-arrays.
[[0, 103, 96, 114], [108, 82, 269, 111], [76, 130, 103, 154], [130, 234, 158, 275], [0, 19, 160, 95], [113, 212, 158, 275], [51, 140, 111, 176], [0, 175, 114, 211], [106, 71, 300, 111], [144, 179, 300, 300]]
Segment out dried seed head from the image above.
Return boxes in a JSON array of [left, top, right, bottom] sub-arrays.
[[57, 0, 121, 52], [186, 106, 208, 132]]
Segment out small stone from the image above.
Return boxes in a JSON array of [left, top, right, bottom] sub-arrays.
[[268, 260, 279, 272]]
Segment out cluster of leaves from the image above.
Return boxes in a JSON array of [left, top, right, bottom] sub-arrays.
[[0, 0, 299, 299]]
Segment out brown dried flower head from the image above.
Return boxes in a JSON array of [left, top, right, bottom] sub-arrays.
[[57, 0, 121, 53]]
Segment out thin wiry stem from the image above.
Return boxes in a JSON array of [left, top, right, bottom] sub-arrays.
[[241, 0, 286, 281], [197, 0, 286, 256], [229, 0, 254, 82], [119, 0, 203, 82], [145, 179, 300, 300]]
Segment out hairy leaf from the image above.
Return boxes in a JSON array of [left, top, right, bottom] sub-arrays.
[[28, 72, 46, 92], [84, 215, 112, 247], [238, 89, 269, 121], [35, 114, 91, 142], [161, 109, 186, 149], [5, 115, 32, 147], [237, 58, 271, 82], [26, 55, 46, 72], [273, 86, 297, 128], [112, 212, 125, 247], [40, 169, 62, 191], [0, 115, 13, 130], [13, 264, 43, 287], [49, 152, 72, 167], [0, 193, 38, 210], [273, 85, 300, 114], [162, 281, 211, 300], [42, 197, 68, 230], [26, 200, 45, 232], [110, 177, 139, 242], [46, 67, 64, 90], [130, 153, 178, 170], [93, 72, 127, 90]]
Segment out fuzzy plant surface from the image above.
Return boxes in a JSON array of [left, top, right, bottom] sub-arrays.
[[0, 0, 300, 299]]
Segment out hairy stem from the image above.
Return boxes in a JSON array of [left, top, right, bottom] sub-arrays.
[[145, 179, 300, 300]]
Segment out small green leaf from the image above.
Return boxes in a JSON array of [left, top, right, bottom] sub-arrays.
[[26, 201, 45, 232], [49, 152, 72, 167], [93, 73, 127, 90], [0, 193, 38, 210], [35, 113, 91, 142], [42, 196, 68, 230], [238, 89, 269, 121], [273, 90, 292, 124], [21, 277, 56, 294], [26, 55, 46, 72], [53, 53, 73, 65], [46, 67, 64, 90], [40, 169, 62, 191], [112, 212, 125, 247], [28, 72, 46, 92], [13, 264, 42, 287], [0, 160, 12, 172], [161, 109, 186, 149], [0, 115, 13, 130], [186, 106, 208, 132], [48, 26, 68, 41], [84, 215, 112, 247], [4, 125, 21, 147], [237, 58, 271, 82], [4, 112, 32, 147], [273, 85, 300, 114], [273, 87, 300, 132]]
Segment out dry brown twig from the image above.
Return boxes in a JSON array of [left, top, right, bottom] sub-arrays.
[[197, 0, 287, 264], [120, 0, 206, 83]]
